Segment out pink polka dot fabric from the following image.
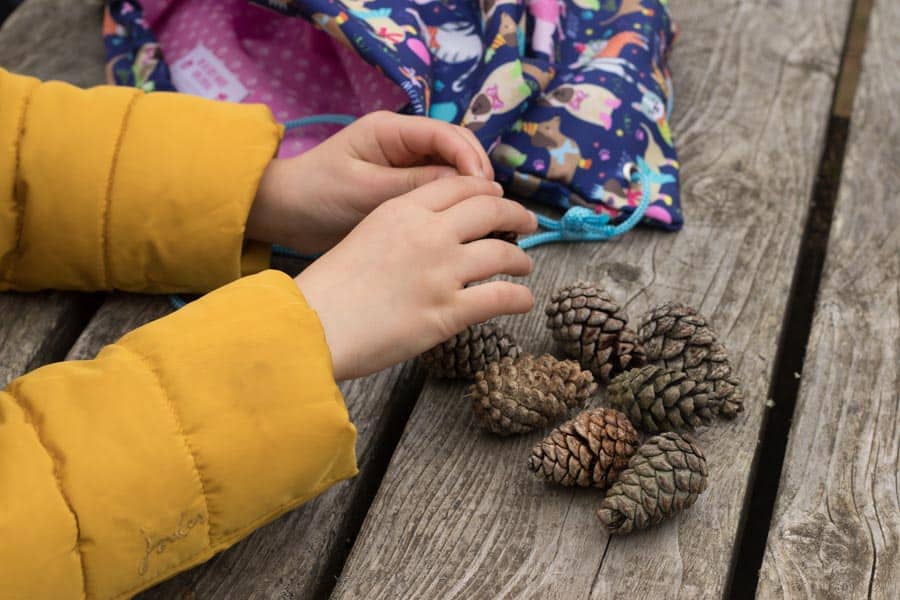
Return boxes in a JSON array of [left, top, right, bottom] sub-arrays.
[[141, 0, 409, 157]]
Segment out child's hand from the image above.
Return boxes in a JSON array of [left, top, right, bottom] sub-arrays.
[[247, 112, 494, 254], [295, 176, 537, 381]]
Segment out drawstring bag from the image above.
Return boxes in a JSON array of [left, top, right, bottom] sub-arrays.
[[104, 0, 681, 244]]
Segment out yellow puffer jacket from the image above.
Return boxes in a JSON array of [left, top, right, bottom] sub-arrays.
[[0, 69, 357, 599]]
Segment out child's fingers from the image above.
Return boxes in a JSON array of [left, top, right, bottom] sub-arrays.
[[373, 113, 490, 177], [410, 176, 503, 211], [454, 281, 535, 326], [444, 196, 537, 241], [457, 126, 494, 180], [380, 164, 459, 197], [457, 239, 533, 282]]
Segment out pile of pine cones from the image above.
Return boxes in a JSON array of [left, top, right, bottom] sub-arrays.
[[420, 280, 744, 535]]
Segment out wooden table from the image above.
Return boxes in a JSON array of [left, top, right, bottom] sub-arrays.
[[1, 1, 896, 598]]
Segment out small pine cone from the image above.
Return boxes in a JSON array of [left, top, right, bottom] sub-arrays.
[[487, 230, 519, 244], [469, 354, 596, 436], [528, 407, 639, 488], [597, 432, 708, 534], [545, 281, 647, 383], [607, 365, 716, 432], [638, 302, 744, 418], [421, 322, 521, 379]]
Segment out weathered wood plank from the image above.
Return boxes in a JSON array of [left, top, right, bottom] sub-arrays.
[[0, 0, 108, 386], [757, 0, 900, 596], [0, 291, 101, 386], [331, 1, 855, 597], [0, 0, 105, 86]]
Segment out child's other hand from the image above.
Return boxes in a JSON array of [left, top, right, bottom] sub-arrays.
[[295, 176, 537, 381], [247, 112, 494, 254]]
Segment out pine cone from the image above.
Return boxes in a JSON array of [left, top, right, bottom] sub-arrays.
[[421, 322, 521, 379], [607, 365, 716, 432], [469, 354, 596, 436], [638, 302, 744, 418], [597, 432, 708, 534], [528, 407, 639, 488], [545, 281, 647, 383]]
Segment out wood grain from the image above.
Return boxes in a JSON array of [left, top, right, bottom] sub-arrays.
[[0, 291, 101, 386], [0, 0, 105, 87], [331, 1, 855, 597], [757, 0, 900, 596]]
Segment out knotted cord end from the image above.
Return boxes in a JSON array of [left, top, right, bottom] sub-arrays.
[[519, 157, 670, 250]]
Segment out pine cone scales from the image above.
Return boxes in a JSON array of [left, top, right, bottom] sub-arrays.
[[528, 408, 639, 488], [421, 323, 520, 379], [597, 432, 708, 534], [469, 354, 596, 436], [546, 282, 647, 383], [638, 303, 744, 418], [607, 366, 716, 432]]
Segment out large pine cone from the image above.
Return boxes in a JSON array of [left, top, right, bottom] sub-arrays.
[[607, 365, 716, 432], [545, 281, 647, 383], [528, 407, 639, 488], [421, 322, 521, 379], [469, 354, 596, 436], [638, 302, 743, 418], [597, 432, 708, 534]]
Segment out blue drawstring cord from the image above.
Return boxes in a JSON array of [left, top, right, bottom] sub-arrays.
[[517, 156, 675, 249], [170, 116, 669, 309], [272, 245, 321, 260], [283, 114, 357, 129]]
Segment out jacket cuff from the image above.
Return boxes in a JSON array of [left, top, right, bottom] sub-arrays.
[[0, 69, 281, 293], [3, 269, 356, 598]]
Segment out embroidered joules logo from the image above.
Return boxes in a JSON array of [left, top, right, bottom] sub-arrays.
[[138, 512, 206, 576]]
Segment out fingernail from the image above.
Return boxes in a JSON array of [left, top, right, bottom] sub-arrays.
[[492, 181, 504, 194]]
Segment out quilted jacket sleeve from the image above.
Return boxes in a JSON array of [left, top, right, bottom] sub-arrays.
[[0, 67, 278, 293], [0, 269, 358, 599]]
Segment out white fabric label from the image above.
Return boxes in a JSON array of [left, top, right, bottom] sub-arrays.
[[170, 44, 249, 102]]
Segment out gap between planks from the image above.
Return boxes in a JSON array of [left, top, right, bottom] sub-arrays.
[[727, 0, 877, 595]]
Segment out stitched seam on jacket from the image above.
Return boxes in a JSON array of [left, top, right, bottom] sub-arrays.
[[1, 83, 36, 283], [100, 93, 139, 289], [119, 344, 214, 549], [9, 391, 88, 600]]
